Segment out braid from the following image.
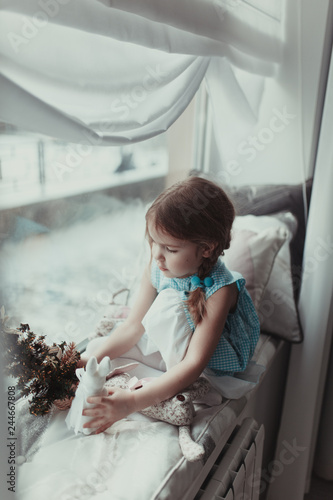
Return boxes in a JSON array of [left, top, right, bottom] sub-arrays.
[[186, 256, 216, 326]]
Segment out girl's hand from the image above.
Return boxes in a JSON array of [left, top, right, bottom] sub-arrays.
[[82, 387, 136, 434]]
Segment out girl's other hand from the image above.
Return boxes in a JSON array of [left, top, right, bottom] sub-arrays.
[[82, 387, 136, 434]]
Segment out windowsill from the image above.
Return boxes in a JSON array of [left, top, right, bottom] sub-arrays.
[[0, 165, 167, 210]]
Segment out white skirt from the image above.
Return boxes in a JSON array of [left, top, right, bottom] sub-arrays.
[[138, 288, 192, 371]]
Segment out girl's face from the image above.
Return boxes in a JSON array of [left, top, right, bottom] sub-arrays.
[[148, 222, 208, 279]]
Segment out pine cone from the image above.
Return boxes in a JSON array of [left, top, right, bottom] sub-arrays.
[[53, 395, 74, 411], [53, 380, 79, 411], [60, 342, 80, 366]]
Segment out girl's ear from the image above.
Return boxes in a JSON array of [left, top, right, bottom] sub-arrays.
[[201, 242, 217, 258]]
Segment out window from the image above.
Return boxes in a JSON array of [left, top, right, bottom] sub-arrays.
[[0, 123, 168, 209], [0, 121, 170, 345]]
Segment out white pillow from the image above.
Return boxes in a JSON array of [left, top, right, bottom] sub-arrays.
[[223, 215, 288, 309], [223, 213, 302, 342]]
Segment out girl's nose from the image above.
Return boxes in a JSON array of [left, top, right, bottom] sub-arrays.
[[152, 244, 163, 261]]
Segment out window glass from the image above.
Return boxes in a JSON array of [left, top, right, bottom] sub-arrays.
[[0, 124, 168, 209], [0, 123, 169, 344]]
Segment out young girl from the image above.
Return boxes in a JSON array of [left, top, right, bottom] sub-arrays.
[[81, 176, 260, 433]]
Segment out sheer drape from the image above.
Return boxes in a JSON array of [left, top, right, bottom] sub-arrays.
[[0, 0, 284, 145]]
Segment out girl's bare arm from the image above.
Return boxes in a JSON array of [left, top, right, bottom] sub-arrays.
[[130, 282, 238, 407]]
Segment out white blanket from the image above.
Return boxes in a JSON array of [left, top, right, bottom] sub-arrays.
[[16, 334, 276, 500], [17, 383, 243, 500]]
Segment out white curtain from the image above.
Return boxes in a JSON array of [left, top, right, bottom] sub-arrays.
[[0, 0, 284, 145]]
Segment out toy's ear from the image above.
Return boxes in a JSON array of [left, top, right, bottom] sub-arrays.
[[99, 356, 112, 377], [86, 356, 97, 375], [75, 367, 84, 380], [184, 377, 211, 400]]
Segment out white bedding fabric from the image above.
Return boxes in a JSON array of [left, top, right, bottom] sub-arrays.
[[16, 334, 278, 500]]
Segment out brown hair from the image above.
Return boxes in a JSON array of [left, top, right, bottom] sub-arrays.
[[145, 176, 235, 325]]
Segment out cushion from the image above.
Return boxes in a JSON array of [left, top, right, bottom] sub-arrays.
[[259, 213, 302, 342], [223, 223, 287, 310], [223, 213, 302, 343]]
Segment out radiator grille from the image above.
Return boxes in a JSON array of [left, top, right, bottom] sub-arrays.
[[195, 418, 265, 500]]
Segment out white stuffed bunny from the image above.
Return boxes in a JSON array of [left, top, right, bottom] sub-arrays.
[[66, 356, 112, 435]]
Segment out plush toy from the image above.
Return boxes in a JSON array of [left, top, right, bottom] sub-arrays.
[[65, 356, 112, 435], [66, 357, 140, 435], [121, 374, 214, 462], [66, 356, 220, 462]]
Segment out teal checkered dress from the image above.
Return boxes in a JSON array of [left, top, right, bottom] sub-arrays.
[[150, 259, 260, 375]]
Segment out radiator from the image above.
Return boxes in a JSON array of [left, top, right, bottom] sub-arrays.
[[195, 418, 265, 500]]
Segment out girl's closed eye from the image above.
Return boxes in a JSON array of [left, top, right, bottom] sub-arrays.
[[166, 247, 177, 253]]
